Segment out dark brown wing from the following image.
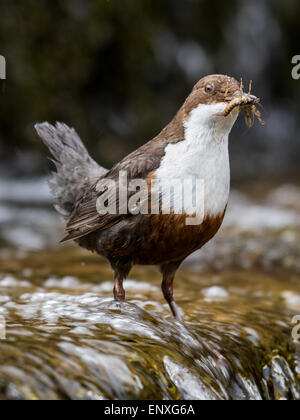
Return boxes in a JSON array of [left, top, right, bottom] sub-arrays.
[[61, 133, 184, 243]]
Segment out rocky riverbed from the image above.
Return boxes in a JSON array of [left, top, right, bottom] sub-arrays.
[[0, 179, 299, 400]]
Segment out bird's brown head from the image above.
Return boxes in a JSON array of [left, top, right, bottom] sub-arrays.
[[188, 74, 241, 109], [180, 74, 263, 130]]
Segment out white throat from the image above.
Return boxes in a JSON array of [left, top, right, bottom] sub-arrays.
[[155, 103, 239, 217]]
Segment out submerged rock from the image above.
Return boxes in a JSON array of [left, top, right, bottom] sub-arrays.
[[0, 181, 299, 399], [0, 249, 299, 400]]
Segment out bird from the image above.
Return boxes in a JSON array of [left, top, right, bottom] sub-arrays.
[[36, 74, 260, 321]]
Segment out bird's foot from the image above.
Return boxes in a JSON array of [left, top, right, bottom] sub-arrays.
[[170, 301, 184, 323]]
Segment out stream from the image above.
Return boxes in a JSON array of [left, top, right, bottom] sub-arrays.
[[0, 179, 299, 400]]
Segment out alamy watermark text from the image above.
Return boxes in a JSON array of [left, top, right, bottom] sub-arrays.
[[0, 55, 6, 80], [96, 171, 205, 225], [292, 55, 300, 80]]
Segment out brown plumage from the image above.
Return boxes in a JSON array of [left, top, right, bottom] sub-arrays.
[[36, 74, 262, 320]]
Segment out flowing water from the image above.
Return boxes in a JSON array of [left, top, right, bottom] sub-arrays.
[[0, 179, 299, 400]]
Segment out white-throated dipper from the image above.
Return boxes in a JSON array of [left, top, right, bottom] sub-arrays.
[[36, 74, 262, 321]]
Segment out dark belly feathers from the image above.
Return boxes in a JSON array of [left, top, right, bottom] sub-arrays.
[[77, 211, 225, 265]]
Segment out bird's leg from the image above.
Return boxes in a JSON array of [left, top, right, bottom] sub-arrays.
[[113, 272, 125, 301], [111, 261, 132, 302], [161, 261, 183, 321]]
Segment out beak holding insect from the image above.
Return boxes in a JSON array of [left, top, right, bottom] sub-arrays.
[[221, 80, 265, 128], [239, 93, 265, 128]]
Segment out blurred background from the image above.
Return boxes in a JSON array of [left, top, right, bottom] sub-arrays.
[[0, 0, 299, 252], [1, 0, 300, 178], [1, 1, 300, 399]]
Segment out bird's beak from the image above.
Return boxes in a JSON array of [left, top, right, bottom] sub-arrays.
[[221, 82, 264, 127], [225, 90, 258, 107]]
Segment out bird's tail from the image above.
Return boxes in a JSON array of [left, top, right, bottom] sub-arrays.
[[35, 122, 107, 220]]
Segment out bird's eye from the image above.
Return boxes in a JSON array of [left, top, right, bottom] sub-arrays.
[[205, 83, 213, 93]]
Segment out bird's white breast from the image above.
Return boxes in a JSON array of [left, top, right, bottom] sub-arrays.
[[154, 103, 239, 217]]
